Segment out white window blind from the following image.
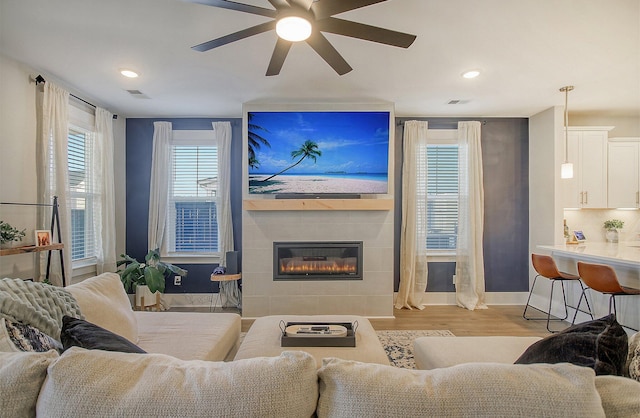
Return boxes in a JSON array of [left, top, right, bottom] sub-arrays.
[[167, 145, 219, 253], [426, 144, 459, 250], [67, 126, 97, 261]]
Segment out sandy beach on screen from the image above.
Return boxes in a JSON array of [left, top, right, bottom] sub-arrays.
[[249, 175, 387, 194]]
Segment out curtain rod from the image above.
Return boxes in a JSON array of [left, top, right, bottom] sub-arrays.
[[35, 75, 118, 120], [395, 120, 487, 127]]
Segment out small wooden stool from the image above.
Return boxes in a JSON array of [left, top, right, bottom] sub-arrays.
[[210, 273, 241, 311]]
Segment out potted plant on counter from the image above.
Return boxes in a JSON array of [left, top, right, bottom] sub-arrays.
[[0, 221, 26, 249], [603, 219, 624, 243], [117, 248, 187, 310]]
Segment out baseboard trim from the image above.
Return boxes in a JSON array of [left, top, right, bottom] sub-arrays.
[[394, 292, 530, 306]]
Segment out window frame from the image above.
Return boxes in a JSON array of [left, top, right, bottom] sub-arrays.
[[161, 130, 222, 264], [425, 129, 459, 261], [67, 103, 98, 270]]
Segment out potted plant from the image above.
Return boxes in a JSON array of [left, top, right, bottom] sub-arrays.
[[0, 221, 26, 248], [117, 248, 187, 308], [603, 219, 624, 243]]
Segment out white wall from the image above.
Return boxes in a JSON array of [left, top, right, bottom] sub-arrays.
[[0, 54, 40, 278], [0, 53, 126, 280], [528, 106, 565, 314]]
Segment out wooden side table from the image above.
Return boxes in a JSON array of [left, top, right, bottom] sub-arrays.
[[210, 273, 241, 312]]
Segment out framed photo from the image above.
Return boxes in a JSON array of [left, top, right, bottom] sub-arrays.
[[35, 230, 51, 247], [573, 230, 586, 242]]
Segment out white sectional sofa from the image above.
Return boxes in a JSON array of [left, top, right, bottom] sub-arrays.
[[66, 272, 241, 361], [1, 273, 640, 417]]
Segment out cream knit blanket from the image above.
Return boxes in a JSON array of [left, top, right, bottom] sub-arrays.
[[0, 278, 83, 340]]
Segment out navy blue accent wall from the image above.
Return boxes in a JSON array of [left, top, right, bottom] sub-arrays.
[[126, 116, 528, 295], [125, 118, 243, 294], [394, 118, 530, 293]]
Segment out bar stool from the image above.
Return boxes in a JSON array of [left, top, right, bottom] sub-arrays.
[[574, 261, 640, 330], [523, 254, 592, 332]]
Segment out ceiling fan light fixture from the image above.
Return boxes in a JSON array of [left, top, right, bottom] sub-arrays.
[[276, 16, 312, 42]]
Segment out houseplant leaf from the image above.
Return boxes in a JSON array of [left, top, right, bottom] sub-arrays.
[[144, 266, 165, 294]]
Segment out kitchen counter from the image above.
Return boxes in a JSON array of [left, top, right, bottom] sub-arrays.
[[538, 242, 640, 269], [536, 242, 639, 331]]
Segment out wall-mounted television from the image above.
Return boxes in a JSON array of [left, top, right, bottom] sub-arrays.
[[244, 105, 392, 197]]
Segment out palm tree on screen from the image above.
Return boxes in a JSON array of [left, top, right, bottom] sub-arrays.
[[247, 114, 270, 165], [248, 156, 260, 169], [262, 140, 322, 181]]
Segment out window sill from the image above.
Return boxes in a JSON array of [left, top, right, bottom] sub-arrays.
[[426, 253, 456, 263], [72, 258, 97, 278], [161, 254, 222, 265]]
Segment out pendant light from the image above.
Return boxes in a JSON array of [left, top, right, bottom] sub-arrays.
[[560, 86, 574, 179]]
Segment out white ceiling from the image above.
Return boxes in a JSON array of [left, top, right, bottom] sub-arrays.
[[1, 0, 638, 118]]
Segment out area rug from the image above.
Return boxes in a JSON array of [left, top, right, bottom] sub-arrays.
[[377, 330, 455, 369]]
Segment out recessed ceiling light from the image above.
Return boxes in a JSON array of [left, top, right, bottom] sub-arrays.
[[462, 70, 480, 79], [120, 69, 139, 78]]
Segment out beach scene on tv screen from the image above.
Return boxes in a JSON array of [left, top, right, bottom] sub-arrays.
[[248, 111, 389, 194]]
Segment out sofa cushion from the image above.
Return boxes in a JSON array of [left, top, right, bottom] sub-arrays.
[[413, 336, 542, 370], [515, 314, 628, 376], [1, 318, 62, 352], [0, 350, 59, 417], [60, 316, 146, 354], [317, 358, 605, 417], [66, 273, 138, 343], [594, 375, 640, 417], [135, 311, 241, 361], [37, 348, 318, 418]]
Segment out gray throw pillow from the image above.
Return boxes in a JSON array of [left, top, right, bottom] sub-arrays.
[[515, 314, 628, 376], [4, 319, 62, 352], [60, 316, 146, 354]]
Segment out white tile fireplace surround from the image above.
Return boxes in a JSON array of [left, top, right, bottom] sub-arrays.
[[241, 208, 394, 317]]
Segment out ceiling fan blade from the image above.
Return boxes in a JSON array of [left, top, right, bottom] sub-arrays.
[[267, 0, 290, 10], [266, 38, 293, 76], [317, 17, 416, 48], [184, 0, 277, 18], [288, 0, 314, 11], [311, 0, 387, 19], [305, 32, 352, 75], [192, 21, 276, 52]]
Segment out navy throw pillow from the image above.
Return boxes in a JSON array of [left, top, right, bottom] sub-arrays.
[[515, 314, 628, 376], [60, 316, 146, 354]]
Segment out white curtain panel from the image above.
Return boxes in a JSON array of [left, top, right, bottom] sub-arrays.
[[395, 120, 429, 310], [147, 122, 172, 252], [212, 121, 239, 308], [455, 121, 487, 310], [95, 107, 117, 273], [213, 121, 234, 262], [36, 82, 71, 286]]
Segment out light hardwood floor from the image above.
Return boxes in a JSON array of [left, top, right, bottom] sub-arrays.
[[183, 305, 559, 336]]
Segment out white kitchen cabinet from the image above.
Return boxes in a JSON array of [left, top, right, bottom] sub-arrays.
[[608, 140, 640, 208], [561, 127, 612, 209]]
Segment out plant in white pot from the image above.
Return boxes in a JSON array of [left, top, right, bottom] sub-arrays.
[[117, 248, 187, 309], [0, 221, 26, 248], [603, 219, 624, 243]]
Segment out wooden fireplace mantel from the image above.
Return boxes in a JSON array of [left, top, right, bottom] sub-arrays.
[[243, 199, 393, 211]]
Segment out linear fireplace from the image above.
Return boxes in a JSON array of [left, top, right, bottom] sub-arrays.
[[273, 241, 363, 281]]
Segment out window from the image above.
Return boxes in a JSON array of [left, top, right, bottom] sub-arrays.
[[67, 126, 97, 261], [59, 103, 99, 265], [424, 130, 460, 253], [165, 132, 219, 256], [426, 144, 459, 251]]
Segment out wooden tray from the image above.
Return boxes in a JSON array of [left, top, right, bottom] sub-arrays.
[[280, 321, 357, 347]]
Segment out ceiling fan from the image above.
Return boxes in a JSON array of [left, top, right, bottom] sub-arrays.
[[185, 0, 417, 76]]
